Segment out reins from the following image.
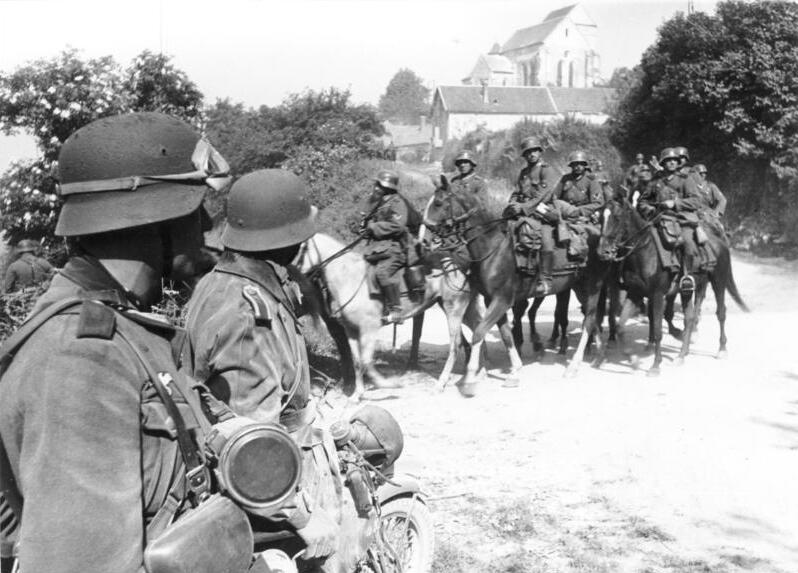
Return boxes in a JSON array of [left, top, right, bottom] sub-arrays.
[[607, 211, 663, 262]]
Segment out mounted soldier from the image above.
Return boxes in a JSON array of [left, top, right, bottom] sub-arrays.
[[693, 164, 727, 222], [588, 157, 613, 202], [624, 153, 647, 189], [504, 136, 557, 292], [637, 147, 704, 287], [449, 150, 487, 198], [360, 170, 413, 324]]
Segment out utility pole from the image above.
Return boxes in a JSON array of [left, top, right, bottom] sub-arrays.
[[688, 0, 695, 14]]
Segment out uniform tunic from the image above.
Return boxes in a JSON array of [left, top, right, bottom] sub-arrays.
[[449, 171, 487, 199], [0, 257, 197, 573], [694, 179, 727, 216], [553, 172, 604, 219], [362, 192, 409, 286], [3, 254, 53, 293], [510, 161, 557, 216]]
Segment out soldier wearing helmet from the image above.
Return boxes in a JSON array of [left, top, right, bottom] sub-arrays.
[[185, 169, 342, 564], [359, 169, 410, 324], [624, 152, 647, 189], [3, 239, 53, 293], [554, 151, 604, 216], [449, 150, 487, 198], [0, 112, 229, 573], [638, 147, 704, 278], [503, 136, 557, 280]]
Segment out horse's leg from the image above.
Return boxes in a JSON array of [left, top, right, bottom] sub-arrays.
[[460, 297, 516, 397], [649, 294, 665, 376], [529, 297, 544, 353], [608, 284, 621, 344], [693, 278, 708, 334], [565, 291, 600, 378], [361, 331, 401, 391], [435, 298, 467, 392], [675, 277, 698, 366], [617, 296, 640, 370], [347, 335, 366, 402], [557, 290, 571, 356], [322, 316, 356, 394], [665, 292, 683, 341], [711, 271, 728, 358], [498, 313, 523, 388], [511, 299, 528, 351], [407, 312, 424, 370]]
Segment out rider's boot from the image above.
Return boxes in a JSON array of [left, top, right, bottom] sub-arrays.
[[382, 284, 404, 325], [533, 251, 554, 296], [679, 254, 696, 292]]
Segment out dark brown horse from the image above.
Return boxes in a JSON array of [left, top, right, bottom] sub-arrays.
[[597, 197, 747, 374], [425, 187, 609, 396]]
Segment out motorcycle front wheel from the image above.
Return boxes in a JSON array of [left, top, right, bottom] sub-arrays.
[[379, 496, 435, 573]]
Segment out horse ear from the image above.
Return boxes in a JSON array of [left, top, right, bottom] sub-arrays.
[[439, 174, 450, 191]]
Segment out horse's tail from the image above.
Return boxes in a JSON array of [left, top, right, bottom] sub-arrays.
[[726, 259, 749, 313]]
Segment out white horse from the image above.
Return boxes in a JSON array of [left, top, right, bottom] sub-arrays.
[[296, 232, 483, 400]]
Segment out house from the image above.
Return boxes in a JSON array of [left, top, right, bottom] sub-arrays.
[[381, 120, 432, 161], [463, 4, 601, 88], [429, 84, 615, 148]]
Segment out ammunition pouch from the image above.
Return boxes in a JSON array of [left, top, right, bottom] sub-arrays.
[[658, 215, 682, 250], [516, 218, 542, 252], [144, 494, 253, 573]]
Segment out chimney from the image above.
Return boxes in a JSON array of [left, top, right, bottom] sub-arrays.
[[480, 80, 489, 104]]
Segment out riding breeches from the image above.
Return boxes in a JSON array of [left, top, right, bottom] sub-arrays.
[[516, 219, 554, 252], [373, 256, 405, 287]]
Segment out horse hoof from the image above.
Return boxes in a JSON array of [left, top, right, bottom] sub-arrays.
[[674, 356, 685, 367], [563, 367, 578, 379], [557, 346, 568, 356], [590, 359, 603, 370], [547, 338, 558, 349], [647, 367, 661, 377], [669, 328, 684, 341], [434, 379, 447, 393], [458, 382, 478, 398], [502, 376, 520, 388], [533, 342, 544, 353], [716, 350, 728, 360], [629, 355, 641, 370]]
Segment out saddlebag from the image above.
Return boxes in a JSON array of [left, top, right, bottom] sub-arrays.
[[144, 494, 253, 573], [658, 215, 682, 250]]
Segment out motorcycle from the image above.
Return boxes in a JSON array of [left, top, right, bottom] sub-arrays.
[[250, 404, 434, 573]]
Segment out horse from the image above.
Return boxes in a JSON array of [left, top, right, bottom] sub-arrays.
[[511, 292, 570, 354], [597, 197, 748, 374], [424, 186, 610, 396], [296, 232, 483, 399]]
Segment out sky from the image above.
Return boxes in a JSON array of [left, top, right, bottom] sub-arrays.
[[0, 0, 720, 171]]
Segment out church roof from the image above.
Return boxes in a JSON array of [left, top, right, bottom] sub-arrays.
[[501, 18, 563, 52], [482, 54, 515, 74], [433, 85, 615, 115], [544, 4, 578, 21]]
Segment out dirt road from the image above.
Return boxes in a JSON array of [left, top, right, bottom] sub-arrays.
[[352, 252, 798, 572]]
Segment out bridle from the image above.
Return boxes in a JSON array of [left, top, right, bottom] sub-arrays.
[[602, 207, 663, 262]]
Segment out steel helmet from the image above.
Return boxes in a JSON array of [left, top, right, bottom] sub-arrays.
[[56, 112, 229, 237], [674, 146, 689, 160], [568, 151, 589, 166], [635, 153, 644, 161], [222, 169, 318, 252], [520, 136, 544, 155], [375, 170, 399, 191], [454, 150, 476, 166], [694, 163, 708, 175], [15, 239, 39, 254], [659, 147, 679, 162]]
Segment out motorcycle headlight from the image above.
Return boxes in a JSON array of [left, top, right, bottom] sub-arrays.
[[207, 418, 302, 517]]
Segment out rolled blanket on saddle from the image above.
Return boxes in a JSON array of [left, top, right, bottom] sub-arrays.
[[656, 211, 720, 272]]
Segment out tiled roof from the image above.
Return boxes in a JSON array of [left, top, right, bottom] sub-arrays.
[[435, 86, 557, 114], [544, 4, 578, 21], [501, 18, 562, 52], [548, 87, 615, 113], [434, 85, 616, 115]]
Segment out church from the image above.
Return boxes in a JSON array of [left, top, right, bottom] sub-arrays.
[[430, 4, 613, 151]]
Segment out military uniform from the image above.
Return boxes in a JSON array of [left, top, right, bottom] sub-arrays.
[[554, 172, 604, 219], [362, 191, 409, 287], [638, 170, 704, 269], [624, 162, 647, 188], [694, 179, 727, 217], [186, 252, 339, 533], [3, 253, 53, 293], [508, 160, 557, 252], [449, 170, 487, 198], [0, 257, 201, 573]]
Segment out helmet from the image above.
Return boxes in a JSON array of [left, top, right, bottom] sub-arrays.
[[674, 146, 689, 160], [635, 153, 644, 161], [520, 136, 544, 155], [454, 150, 476, 166], [659, 147, 679, 162], [56, 112, 229, 237], [694, 163, 708, 175], [15, 239, 39, 254], [375, 169, 399, 191], [222, 169, 318, 252], [568, 151, 589, 166]]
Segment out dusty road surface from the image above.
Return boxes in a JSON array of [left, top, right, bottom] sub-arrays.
[[325, 252, 798, 572]]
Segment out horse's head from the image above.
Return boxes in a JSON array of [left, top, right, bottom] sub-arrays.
[[424, 177, 479, 233], [598, 194, 635, 261]]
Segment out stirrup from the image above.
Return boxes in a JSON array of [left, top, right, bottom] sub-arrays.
[[382, 311, 404, 325], [679, 274, 695, 292]]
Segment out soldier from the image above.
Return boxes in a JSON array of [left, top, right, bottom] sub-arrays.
[[504, 136, 557, 289], [630, 163, 653, 206], [0, 112, 230, 573], [693, 164, 727, 219], [185, 169, 340, 564], [360, 170, 409, 324], [624, 153, 647, 188], [449, 150, 487, 198], [588, 158, 614, 202], [638, 147, 704, 282], [3, 239, 53, 293], [554, 151, 604, 220], [674, 146, 698, 181]]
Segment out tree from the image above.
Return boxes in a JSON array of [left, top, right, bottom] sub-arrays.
[[0, 49, 204, 250], [378, 68, 430, 125]]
